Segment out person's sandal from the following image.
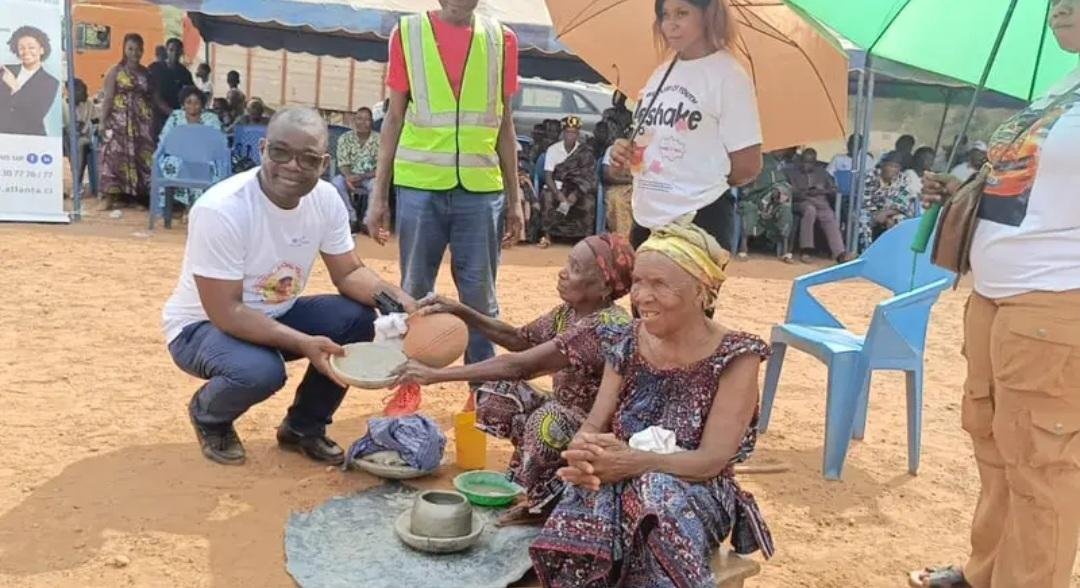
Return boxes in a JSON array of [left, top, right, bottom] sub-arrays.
[[908, 565, 970, 587], [780, 253, 795, 264]]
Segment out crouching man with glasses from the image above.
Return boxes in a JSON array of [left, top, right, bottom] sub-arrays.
[[162, 107, 417, 466]]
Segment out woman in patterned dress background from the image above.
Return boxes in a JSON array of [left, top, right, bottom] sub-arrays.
[[394, 234, 635, 525], [530, 223, 773, 587], [98, 33, 154, 211]]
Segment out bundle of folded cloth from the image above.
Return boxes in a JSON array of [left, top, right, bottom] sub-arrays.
[[344, 414, 446, 472]]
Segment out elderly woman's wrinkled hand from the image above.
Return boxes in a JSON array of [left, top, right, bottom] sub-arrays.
[[561, 433, 639, 488], [557, 463, 601, 491], [390, 359, 440, 387], [413, 293, 465, 318]]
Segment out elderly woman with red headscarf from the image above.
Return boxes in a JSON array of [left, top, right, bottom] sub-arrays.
[[395, 234, 636, 525]]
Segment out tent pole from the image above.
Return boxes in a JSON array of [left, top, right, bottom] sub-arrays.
[[932, 89, 952, 155], [948, 0, 1021, 171], [849, 65, 875, 250], [65, 0, 81, 221]]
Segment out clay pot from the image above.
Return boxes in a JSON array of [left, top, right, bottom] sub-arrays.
[[409, 490, 473, 539]]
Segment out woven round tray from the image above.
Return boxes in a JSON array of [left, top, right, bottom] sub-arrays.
[[330, 342, 407, 390]]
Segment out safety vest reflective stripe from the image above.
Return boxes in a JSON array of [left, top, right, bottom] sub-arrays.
[[396, 147, 500, 168]]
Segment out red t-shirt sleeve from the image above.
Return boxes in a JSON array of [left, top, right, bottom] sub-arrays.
[[385, 22, 520, 99], [502, 27, 519, 99], [386, 27, 410, 94]]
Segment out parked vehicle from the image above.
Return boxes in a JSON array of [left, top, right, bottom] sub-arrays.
[[371, 78, 614, 138]]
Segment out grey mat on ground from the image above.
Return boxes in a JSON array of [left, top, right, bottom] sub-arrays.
[[285, 483, 541, 588]]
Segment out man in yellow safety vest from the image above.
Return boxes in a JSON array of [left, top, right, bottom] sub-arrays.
[[367, 0, 523, 368]]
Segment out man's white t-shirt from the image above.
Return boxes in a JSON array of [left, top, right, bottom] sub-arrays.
[[631, 51, 762, 228], [162, 168, 354, 343], [970, 65, 1080, 299], [826, 153, 875, 176], [544, 140, 581, 190]]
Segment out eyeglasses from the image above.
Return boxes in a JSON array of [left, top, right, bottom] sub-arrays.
[[266, 144, 327, 172]]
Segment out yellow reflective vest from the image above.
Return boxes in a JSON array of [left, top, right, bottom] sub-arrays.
[[394, 13, 506, 193]]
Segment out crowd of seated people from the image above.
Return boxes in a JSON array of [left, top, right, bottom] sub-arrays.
[[733, 131, 988, 259]]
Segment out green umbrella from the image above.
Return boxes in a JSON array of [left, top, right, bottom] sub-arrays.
[[786, 0, 1075, 101]]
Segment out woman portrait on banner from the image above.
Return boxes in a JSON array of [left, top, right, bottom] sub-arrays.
[[609, 0, 763, 255], [0, 25, 61, 137]]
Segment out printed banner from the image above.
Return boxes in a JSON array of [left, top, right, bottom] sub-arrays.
[[0, 0, 68, 223]]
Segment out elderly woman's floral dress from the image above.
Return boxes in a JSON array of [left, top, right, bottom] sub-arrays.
[[476, 304, 630, 514], [529, 324, 774, 588]]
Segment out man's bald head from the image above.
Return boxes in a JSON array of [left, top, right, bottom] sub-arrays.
[[261, 107, 331, 203], [267, 107, 329, 151]]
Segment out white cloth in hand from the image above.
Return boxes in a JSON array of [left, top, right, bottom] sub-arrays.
[[373, 313, 409, 348], [628, 426, 681, 454]]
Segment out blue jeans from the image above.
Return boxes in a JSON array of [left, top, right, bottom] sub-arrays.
[[168, 295, 376, 436], [395, 187, 504, 364]]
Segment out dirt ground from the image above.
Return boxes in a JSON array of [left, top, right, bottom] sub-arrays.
[[0, 206, 1076, 587]]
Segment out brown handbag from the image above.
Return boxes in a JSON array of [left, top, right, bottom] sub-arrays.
[[930, 163, 991, 278]]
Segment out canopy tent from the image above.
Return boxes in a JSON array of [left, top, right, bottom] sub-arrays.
[[150, 0, 604, 82]]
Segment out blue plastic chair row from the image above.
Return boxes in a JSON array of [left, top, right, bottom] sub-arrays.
[[759, 218, 955, 480]]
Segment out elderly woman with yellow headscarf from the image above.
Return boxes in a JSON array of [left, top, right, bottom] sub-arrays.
[[529, 223, 774, 588]]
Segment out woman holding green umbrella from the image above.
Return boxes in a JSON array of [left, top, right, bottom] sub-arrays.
[[912, 1, 1080, 587]]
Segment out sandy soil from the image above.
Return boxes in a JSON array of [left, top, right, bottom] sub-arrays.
[[0, 207, 1076, 587]]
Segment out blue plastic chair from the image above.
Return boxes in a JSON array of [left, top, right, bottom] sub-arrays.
[[231, 124, 267, 171], [595, 159, 606, 235], [150, 124, 231, 230], [759, 218, 954, 480]]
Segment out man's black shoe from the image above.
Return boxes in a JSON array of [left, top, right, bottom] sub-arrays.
[[188, 393, 246, 465], [276, 422, 345, 465]]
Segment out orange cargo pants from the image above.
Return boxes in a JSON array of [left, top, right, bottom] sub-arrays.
[[962, 290, 1080, 588]]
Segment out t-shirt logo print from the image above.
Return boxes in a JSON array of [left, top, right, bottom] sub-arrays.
[[255, 261, 305, 304]]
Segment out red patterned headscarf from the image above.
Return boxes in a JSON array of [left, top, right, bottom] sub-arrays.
[[583, 233, 635, 300]]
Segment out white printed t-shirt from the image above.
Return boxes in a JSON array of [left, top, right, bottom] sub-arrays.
[[969, 65, 1080, 299], [631, 50, 762, 228], [162, 168, 354, 343]]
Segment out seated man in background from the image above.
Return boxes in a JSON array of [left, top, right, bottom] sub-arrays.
[[737, 147, 796, 263], [162, 107, 415, 467], [949, 140, 987, 182], [230, 98, 271, 130], [539, 116, 597, 247], [332, 106, 380, 233], [787, 148, 853, 264]]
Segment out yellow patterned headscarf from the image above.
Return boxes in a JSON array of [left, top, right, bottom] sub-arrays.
[[638, 222, 729, 306]]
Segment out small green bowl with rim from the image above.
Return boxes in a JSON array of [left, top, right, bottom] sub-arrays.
[[452, 470, 524, 507]]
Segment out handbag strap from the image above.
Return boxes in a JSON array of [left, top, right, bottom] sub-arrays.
[[628, 58, 678, 140]]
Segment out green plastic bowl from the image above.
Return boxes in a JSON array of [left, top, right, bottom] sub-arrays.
[[453, 470, 523, 507]]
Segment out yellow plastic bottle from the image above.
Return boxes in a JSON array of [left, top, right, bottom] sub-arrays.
[[454, 411, 488, 470]]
